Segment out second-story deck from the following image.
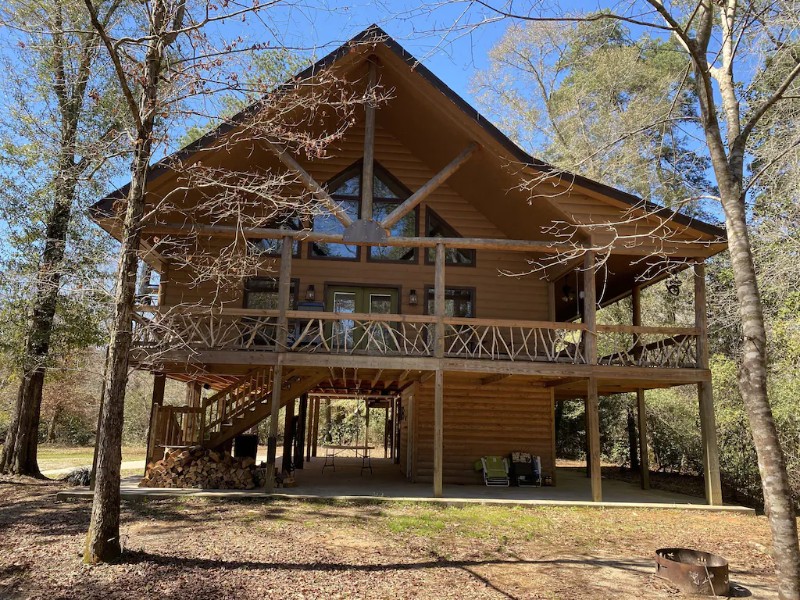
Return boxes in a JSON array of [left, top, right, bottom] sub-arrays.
[[131, 305, 704, 383]]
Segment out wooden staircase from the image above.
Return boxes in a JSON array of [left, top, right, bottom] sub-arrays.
[[200, 367, 327, 449]]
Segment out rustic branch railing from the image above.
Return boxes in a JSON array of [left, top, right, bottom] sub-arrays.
[[133, 308, 700, 369], [596, 324, 699, 368]]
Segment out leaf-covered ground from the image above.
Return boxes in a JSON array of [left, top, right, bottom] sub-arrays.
[[0, 477, 781, 599]]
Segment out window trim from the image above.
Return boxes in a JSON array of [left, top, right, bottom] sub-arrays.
[[423, 207, 477, 268]]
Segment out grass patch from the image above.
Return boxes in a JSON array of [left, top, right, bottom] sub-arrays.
[[384, 505, 554, 541]]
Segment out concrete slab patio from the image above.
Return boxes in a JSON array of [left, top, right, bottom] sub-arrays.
[[56, 457, 754, 513]]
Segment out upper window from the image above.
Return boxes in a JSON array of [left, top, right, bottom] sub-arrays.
[[244, 278, 298, 310], [425, 208, 476, 266], [309, 161, 417, 262], [425, 287, 475, 318]]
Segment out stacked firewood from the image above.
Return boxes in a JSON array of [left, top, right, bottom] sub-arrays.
[[141, 446, 265, 489]]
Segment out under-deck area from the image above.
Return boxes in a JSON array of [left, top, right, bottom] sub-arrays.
[[59, 457, 750, 512]]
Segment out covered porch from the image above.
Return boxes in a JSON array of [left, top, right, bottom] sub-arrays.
[[59, 456, 750, 512]]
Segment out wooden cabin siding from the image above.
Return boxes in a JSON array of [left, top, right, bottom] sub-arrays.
[[159, 123, 550, 321], [410, 375, 555, 484]]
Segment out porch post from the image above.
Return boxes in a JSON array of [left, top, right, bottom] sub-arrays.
[[361, 58, 377, 221], [433, 242, 446, 498], [632, 285, 650, 490], [311, 397, 320, 458], [636, 390, 650, 490], [587, 378, 602, 502], [282, 397, 295, 473], [582, 250, 597, 362], [695, 262, 723, 505], [144, 373, 167, 470], [265, 236, 293, 491], [295, 393, 307, 469]]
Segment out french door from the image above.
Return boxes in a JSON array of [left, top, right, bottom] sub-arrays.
[[326, 286, 399, 351]]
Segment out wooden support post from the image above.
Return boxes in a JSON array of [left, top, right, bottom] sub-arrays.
[[295, 394, 307, 469], [144, 373, 167, 470], [389, 398, 396, 460], [587, 378, 602, 502], [394, 398, 401, 465], [433, 242, 446, 497], [361, 59, 377, 221], [582, 251, 597, 363], [311, 397, 320, 458], [384, 406, 389, 458], [265, 237, 293, 491], [695, 263, 723, 505], [433, 369, 444, 498], [282, 398, 295, 473], [637, 389, 650, 490], [631, 285, 650, 490], [406, 390, 415, 478], [365, 400, 371, 450], [265, 365, 283, 491]]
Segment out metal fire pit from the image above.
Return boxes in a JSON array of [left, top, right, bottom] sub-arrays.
[[655, 548, 729, 596]]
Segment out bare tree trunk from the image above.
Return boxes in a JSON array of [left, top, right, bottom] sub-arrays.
[[84, 136, 151, 563], [721, 187, 800, 598], [1, 176, 76, 476]]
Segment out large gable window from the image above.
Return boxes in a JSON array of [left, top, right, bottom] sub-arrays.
[[425, 208, 476, 266], [309, 161, 417, 262], [244, 278, 298, 309]]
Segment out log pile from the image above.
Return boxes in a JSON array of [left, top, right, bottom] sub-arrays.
[[141, 446, 266, 489]]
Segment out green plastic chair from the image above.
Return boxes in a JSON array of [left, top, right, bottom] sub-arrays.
[[480, 456, 510, 487]]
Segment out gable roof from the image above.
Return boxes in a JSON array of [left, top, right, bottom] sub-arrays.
[[90, 24, 726, 241]]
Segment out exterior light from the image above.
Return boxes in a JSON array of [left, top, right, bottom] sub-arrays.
[[666, 277, 681, 297], [305, 284, 316, 301], [408, 289, 418, 306]]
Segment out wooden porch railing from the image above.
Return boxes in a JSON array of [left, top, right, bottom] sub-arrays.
[[146, 405, 203, 464], [596, 324, 699, 368], [133, 307, 699, 369]]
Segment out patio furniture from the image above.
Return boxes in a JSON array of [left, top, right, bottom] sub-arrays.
[[321, 444, 375, 475], [510, 452, 541, 487], [476, 455, 510, 486]]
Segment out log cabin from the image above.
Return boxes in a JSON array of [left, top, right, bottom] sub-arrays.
[[91, 26, 727, 502]]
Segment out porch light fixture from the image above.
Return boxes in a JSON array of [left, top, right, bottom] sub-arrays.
[[305, 284, 316, 301], [666, 277, 681, 297], [408, 289, 418, 306]]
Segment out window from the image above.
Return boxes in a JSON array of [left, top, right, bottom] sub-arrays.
[[425, 287, 475, 318], [243, 278, 298, 309], [247, 217, 302, 257], [310, 161, 417, 262], [425, 208, 476, 266]]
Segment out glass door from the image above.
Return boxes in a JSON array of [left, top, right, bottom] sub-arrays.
[[326, 286, 399, 352]]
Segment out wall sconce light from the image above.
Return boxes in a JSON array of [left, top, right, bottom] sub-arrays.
[[666, 277, 681, 297], [305, 284, 316, 302], [561, 285, 575, 303], [408, 289, 418, 306]]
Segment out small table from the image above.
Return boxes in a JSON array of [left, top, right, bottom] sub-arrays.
[[321, 445, 375, 475]]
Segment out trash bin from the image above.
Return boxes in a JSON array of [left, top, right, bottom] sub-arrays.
[[234, 434, 259, 460]]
